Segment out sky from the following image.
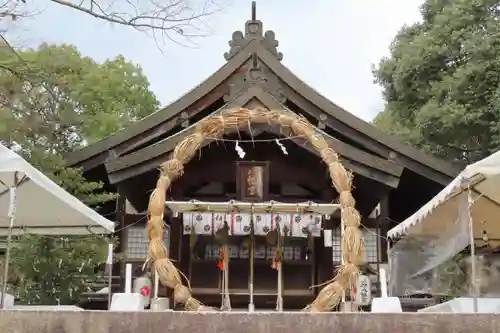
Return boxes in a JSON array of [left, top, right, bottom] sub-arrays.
[[8, 0, 425, 121]]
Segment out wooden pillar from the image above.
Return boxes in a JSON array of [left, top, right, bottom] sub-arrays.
[[379, 193, 390, 263], [164, 185, 183, 300], [317, 188, 335, 288], [115, 186, 127, 293]]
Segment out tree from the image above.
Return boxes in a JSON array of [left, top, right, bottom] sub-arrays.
[[7, 234, 116, 305], [0, 43, 159, 148], [0, 44, 158, 304], [373, 0, 500, 163]]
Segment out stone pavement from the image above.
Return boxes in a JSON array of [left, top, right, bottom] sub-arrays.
[[0, 310, 499, 333]]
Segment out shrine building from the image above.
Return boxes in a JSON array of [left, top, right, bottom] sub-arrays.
[[67, 3, 459, 311]]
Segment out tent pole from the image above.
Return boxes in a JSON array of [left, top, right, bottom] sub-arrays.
[[1, 187, 16, 309], [340, 211, 346, 304], [0, 216, 14, 309]]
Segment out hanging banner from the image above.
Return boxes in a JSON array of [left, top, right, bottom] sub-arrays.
[[308, 213, 322, 237], [182, 212, 213, 235], [213, 212, 228, 234], [273, 213, 292, 235], [182, 212, 324, 236], [291, 213, 322, 237], [354, 275, 372, 306], [232, 213, 251, 235], [253, 213, 272, 236]]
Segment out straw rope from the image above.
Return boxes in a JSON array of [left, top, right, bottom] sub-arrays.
[[146, 107, 364, 312]]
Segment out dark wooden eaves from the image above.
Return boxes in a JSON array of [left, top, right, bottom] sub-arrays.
[[66, 41, 261, 168], [105, 86, 403, 188], [256, 46, 460, 185]]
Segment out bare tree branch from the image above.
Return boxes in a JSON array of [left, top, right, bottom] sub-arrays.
[[48, 0, 224, 47], [0, 0, 225, 150]]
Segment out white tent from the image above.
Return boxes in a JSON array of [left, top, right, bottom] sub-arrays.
[[0, 144, 115, 235], [388, 150, 500, 240], [0, 144, 115, 308]]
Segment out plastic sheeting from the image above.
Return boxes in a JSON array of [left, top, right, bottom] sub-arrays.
[[388, 150, 500, 240], [389, 194, 471, 296]]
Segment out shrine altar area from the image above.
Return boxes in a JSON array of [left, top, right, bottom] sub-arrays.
[[168, 200, 341, 310], [0, 310, 497, 333]]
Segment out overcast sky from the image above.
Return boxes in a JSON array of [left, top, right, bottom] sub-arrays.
[[8, 0, 424, 121]]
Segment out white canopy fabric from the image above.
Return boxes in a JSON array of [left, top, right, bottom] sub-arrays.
[[388, 150, 500, 240], [0, 144, 114, 236]]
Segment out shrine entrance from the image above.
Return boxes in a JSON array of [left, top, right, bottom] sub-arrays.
[[146, 107, 364, 312]]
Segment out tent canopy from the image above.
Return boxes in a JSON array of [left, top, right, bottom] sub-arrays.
[[0, 144, 114, 236], [388, 150, 500, 240]]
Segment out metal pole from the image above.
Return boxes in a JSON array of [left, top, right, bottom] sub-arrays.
[[220, 262, 224, 309], [1, 216, 14, 309], [386, 241, 391, 297], [276, 264, 283, 311], [223, 244, 231, 310], [106, 243, 114, 309], [107, 263, 113, 309], [1, 187, 16, 309], [340, 210, 346, 303], [467, 188, 478, 312], [249, 214, 255, 312]]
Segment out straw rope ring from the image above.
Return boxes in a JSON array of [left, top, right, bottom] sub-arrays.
[[146, 107, 365, 311]]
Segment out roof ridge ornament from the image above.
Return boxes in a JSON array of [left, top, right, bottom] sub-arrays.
[[224, 1, 283, 62]]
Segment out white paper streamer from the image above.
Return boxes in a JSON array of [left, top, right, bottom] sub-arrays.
[[235, 140, 246, 159], [275, 139, 288, 155]]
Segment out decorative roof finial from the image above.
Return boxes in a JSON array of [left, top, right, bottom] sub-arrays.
[[223, 2, 283, 62]]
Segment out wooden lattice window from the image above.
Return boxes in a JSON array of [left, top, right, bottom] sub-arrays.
[[125, 226, 170, 261], [331, 228, 380, 263]]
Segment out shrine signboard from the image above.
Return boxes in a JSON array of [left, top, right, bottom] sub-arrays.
[[236, 161, 269, 202], [355, 274, 372, 306]]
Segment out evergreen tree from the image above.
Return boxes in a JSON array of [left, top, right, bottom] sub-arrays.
[[373, 0, 500, 163]]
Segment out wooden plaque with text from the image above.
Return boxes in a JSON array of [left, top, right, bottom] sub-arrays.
[[236, 161, 269, 202]]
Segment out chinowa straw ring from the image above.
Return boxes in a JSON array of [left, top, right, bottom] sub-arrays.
[[146, 107, 365, 311]]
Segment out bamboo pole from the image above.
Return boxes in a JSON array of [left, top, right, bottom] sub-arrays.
[[249, 214, 255, 312]]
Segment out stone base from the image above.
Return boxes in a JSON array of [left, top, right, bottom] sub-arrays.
[[109, 293, 143, 311], [340, 301, 359, 312], [0, 311, 498, 333]]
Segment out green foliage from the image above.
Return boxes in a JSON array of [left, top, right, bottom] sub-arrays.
[[8, 235, 119, 305], [0, 43, 158, 304], [373, 0, 500, 163], [0, 43, 159, 147]]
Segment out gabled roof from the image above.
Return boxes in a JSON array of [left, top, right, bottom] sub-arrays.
[[66, 40, 259, 168], [104, 85, 403, 188], [67, 5, 459, 185]]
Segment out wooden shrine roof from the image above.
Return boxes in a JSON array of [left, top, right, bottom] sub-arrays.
[[105, 86, 403, 188], [66, 4, 460, 186]]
